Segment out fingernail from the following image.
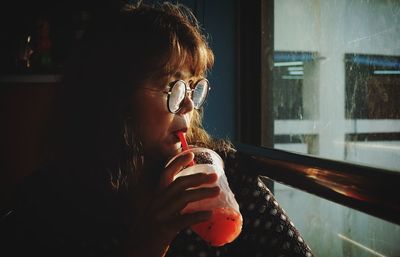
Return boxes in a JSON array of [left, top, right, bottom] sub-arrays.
[[207, 173, 218, 180], [212, 186, 220, 193]]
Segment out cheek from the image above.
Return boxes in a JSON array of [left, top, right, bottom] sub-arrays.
[[133, 91, 163, 120], [139, 114, 176, 160], [133, 98, 172, 142], [142, 112, 173, 138]]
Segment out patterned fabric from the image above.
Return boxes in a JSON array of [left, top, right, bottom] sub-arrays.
[[167, 149, 314, 257], [1, 148, 314, 257]]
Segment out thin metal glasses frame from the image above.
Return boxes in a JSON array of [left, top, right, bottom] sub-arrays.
[[143, 78, 211, 114]]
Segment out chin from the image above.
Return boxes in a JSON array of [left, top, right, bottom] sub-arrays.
[[164, 143, 182, 160], [149, 143, 181, 164]]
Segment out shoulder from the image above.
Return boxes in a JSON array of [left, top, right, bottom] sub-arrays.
[[212, 144, 266, 199], [213, 143, 257, 179]]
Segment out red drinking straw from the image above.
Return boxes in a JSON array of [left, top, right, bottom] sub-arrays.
[[177, 131, 195, 166], [177, 131, 189, 150]]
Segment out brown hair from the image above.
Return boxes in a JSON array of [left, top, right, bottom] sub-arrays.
[[50, 2, 229, 192]]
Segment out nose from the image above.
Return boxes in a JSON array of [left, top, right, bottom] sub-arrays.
[[177, 93, 194, 115]]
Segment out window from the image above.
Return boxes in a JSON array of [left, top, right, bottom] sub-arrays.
[[269, 0, 400, 256], [272, 0, 400, 171]]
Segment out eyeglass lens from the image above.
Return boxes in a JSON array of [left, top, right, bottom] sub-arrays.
[[192, 79, 208, 109], [168, 81, 186, 112], [168, 79, 209, 113]]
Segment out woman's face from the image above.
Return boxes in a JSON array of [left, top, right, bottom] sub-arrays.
[[132, 66, 198, 162]]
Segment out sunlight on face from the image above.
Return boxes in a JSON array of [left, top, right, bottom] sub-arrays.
[[131, 66, 196, 162]]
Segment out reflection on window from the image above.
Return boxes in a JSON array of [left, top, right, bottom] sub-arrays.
[[274, 134, 318, 155], [346, 54, 400, 119], [271, 0, 400, 256], [273, 51, 319, 120], [345, 133, 400, 171]]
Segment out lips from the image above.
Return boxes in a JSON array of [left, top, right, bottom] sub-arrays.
[[173, 127, 188, 134], [172, 127, 188, 142], [172, 127, 187, 136]]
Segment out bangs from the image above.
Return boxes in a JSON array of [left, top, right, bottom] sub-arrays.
[[123, 2, 215, 83], [171, 40, 213, 77], [154, 35, 214, 80]]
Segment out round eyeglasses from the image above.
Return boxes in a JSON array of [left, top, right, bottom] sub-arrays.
[[168, 78, 210, 113], [143, 78, 210, 114]]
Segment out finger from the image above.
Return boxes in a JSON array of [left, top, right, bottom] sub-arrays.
[[159, 186, 220, 218], [170, 172, 218, 193], [159, 152, 194, 189], [171, 210, 213, 231], [146, 187, 216, 232], [155, 172, 217, 208]]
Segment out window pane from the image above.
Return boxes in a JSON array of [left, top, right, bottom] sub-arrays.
[[273, 0, 400, 171], [274, 182, 400, 257], [271, 1, 400, 256]]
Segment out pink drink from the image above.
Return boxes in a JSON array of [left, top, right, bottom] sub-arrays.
[[191, 207, 243, 247]]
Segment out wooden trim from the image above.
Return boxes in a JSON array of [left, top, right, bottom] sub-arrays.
[[236, 143, 400, 225]]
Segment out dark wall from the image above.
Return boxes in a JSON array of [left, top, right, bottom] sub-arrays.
[[180, 0, 237, 140], [0, 0, 238, 210], [1, 0, 237, 140]]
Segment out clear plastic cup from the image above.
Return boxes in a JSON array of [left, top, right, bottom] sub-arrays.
[[166, 147, 243, 247]]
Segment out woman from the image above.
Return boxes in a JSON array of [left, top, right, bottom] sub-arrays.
[[3, 2, 314, 257]]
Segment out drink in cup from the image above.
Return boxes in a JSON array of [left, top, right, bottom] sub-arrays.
[[166, 145, 243, 247]]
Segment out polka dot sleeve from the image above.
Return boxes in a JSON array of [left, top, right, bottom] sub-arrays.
[[226, 150, 314, 256], [167, 149, 315, 257]]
